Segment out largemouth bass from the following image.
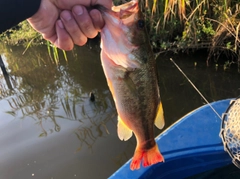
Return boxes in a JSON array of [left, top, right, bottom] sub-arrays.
[[98, 0, 165, 170]]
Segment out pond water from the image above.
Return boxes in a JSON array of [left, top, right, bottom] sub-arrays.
[[0, 41, 239, 179]]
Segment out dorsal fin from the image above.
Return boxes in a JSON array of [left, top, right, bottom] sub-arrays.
[[117, 116, 133, 141], [154, 102, 165, 129]]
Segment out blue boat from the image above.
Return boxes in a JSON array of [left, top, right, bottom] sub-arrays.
[[109, 99, 233, 179]]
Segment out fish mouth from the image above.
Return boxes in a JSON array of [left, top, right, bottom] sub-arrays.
[[112, 1, 138, 19], [112, 1, 137, 12], [113, 1, 139, 20], [96, 1, 139, 20]]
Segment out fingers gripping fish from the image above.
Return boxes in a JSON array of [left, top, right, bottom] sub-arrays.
[[97, 0, 165, 170]]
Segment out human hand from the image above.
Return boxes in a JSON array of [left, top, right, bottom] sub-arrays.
[[27, 0, 112, 51]]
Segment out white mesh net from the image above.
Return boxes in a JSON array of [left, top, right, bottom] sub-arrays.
[[220, 97, 240, 168]]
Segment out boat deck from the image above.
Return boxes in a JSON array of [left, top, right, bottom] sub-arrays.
[[109, 99, 232, 179]]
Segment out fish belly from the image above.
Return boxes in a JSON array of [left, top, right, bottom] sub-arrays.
[[100, 50, 164, 170]]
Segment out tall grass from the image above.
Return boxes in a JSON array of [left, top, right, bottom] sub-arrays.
[[141, 0, 240, 66], [0, 21, 41, 45], [0, 1, 239, 67], [46, 41, 68, 65], [0, 21, 68, 64]]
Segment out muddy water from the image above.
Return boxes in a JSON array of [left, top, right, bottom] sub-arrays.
[[0, 42, 239, 179]]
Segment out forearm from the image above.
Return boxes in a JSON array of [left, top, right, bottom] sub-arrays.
[[0, 0, 41, 33]]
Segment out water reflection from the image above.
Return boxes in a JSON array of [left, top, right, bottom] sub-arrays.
[[1, 42, 133, 179], [0, 43, 116, 144], [0, 42, 129, 179], [0, 43, 239, 179], [157, 53, 240, 128]]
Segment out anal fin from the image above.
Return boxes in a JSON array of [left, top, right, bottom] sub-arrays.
[[154, 102, 165, 129], [117, 116, 133, 141]]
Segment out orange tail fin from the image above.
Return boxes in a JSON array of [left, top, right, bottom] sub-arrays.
[[130, 144, 164, 170]]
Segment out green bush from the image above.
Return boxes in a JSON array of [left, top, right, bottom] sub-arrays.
[[0, 21, 43, 45]]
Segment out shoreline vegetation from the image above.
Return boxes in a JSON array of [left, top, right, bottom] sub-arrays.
[[143, 0, 240, 68], [0, 0, 239, 70]]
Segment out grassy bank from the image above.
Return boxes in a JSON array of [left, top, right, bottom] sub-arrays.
[[145, 0, 239, 59], [0, 21, 42, 45], [0, 0, 239, 67]]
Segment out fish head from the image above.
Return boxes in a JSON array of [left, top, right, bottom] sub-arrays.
[[111, 1, 147, 45], [99, 1, 149, 69]]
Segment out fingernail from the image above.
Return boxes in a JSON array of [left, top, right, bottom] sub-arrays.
[[90, 10, 98, 19], [73, 6, 83, 15], [61, 11, 72, 21], [57, 20, 64, 29]]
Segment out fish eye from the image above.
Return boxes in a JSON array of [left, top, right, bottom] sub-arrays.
[[137, 20, 145, 29]]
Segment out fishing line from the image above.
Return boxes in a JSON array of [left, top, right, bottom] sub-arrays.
[[170, 58, 240, 169], [169, 58, 222, 119]]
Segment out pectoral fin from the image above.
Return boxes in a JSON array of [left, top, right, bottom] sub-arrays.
[[154, 102, 165, 129], [117, 116, 133, 141]]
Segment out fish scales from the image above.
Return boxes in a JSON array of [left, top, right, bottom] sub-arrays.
[[97, 0, 165, 170]]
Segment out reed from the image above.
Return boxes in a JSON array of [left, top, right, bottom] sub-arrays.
[[142, 0, 240, 65], [0, 21, 68, 64], [0, 21, 41, 45], [0, 1, 239, 66], [46, 41, 68, 65]]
